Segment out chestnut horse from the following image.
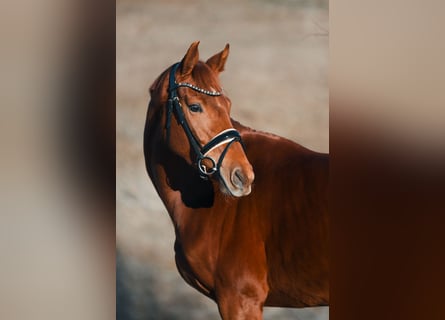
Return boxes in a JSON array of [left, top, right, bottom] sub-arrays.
[[144, 42, 329, 319]]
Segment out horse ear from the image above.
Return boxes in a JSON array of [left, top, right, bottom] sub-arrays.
[[180, 41, 200, 77], [206, 43, 230, 73]]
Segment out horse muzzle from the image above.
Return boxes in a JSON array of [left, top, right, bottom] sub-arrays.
[[219, 161, 255, 197]]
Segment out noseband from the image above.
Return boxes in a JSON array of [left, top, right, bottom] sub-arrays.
[[166, 62, 243, 179]]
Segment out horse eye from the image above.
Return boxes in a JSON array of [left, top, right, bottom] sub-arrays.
[[188, 104, 202, 113]]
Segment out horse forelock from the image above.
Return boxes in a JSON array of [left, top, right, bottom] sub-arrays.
[[189, 61, 222, 93]]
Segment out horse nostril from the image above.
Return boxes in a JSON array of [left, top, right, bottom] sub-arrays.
[[231, 168, 251, 188], [231, 169, 242, 188]]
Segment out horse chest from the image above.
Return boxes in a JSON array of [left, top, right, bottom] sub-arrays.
[[174, 236, 218, 299]]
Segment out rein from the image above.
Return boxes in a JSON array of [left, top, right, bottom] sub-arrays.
[[166, 62, 243, 179]]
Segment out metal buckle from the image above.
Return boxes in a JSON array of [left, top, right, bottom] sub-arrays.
[[197, 156, 217, 177]]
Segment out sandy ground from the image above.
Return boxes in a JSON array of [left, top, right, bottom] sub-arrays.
[[117, 0, 328, 319]]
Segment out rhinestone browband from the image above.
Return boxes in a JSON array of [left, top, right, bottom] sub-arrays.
[[175, 82, 222, 96]]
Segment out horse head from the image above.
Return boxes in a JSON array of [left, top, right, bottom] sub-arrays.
[[148, 42, 254, 197]]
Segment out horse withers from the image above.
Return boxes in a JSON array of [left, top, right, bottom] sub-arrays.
[[144, 41, 329, 319]]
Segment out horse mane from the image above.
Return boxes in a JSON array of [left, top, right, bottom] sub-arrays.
[[231, 118, 287, 142], [149, 67, 169, 98]]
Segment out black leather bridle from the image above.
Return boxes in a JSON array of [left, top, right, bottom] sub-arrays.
[[166, 62, 243, 179]]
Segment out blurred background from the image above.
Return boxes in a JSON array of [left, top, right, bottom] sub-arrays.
[[117, 0, 328, 319], [0, 0, 115, 319]]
